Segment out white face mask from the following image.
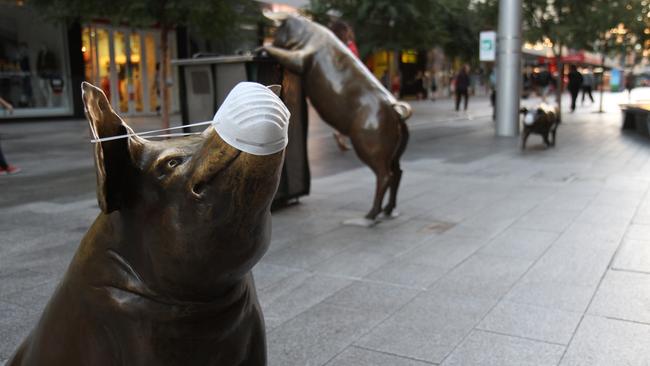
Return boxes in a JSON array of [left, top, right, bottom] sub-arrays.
[[212, 82, 291, 156], [524, 111, 536, 126], [90, 82, 291, 157]]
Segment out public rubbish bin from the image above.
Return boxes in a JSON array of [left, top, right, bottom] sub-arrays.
[[172, 55, 310, 207]]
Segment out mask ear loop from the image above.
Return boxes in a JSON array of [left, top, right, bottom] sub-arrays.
[[90, 120, 213, 143]]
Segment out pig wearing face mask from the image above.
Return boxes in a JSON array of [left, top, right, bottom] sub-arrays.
[[520, 103, 560, 150], [7, 82, 290, 366]]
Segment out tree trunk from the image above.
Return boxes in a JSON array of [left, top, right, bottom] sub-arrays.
[[160, 26, 170, 130], [598, 45, 606, 113]]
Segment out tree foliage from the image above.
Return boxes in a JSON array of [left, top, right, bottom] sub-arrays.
[[308, 0, 498, 62]]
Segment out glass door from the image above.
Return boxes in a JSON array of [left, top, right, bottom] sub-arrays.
[[82, 25, 167, 115], [82, 27, 112, 102]]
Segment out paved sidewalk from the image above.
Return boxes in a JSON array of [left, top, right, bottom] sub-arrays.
[[2, 90, 650, 365]]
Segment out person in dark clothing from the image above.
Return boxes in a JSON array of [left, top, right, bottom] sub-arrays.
[[0, 97, 21, 175], [625, 73, 635, 101], [581, 67, 595, 104], [537, 65, 552, 102], [567, 65, 583, 112], [455, 66, 470, 111]]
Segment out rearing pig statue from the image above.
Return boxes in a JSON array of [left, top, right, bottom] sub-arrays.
[[7, 81, 291, 366], [263, 12, 411, 227]]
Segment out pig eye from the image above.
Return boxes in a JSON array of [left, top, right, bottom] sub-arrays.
[[166, 158, 182, 168]]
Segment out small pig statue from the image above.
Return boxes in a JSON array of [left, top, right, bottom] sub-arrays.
[[7, 82, 290, 366], [263, 11, 411, 227], [520, 103, 560, 149]]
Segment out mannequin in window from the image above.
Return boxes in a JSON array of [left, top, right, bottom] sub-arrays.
[[36, 44, 58, 107], [17, 42, 32, 107]]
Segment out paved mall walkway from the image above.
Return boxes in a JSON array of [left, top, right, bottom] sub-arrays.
[[2, 89, 650, 365]]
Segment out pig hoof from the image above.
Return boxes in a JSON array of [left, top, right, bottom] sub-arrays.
[[379, 211, 400, 220], [343, 217, 378, 227]]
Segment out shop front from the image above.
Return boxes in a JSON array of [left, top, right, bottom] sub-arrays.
[[81, 24, 178, 116], [0, 3, 74, 119]]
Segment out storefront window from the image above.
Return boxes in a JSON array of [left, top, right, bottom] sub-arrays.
[[0, 4, 73, 118], [145, 34, 160, 113], [82, 25, 174, 116]]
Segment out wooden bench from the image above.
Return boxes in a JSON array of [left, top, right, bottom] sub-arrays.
[[620, 103, 650, 137]]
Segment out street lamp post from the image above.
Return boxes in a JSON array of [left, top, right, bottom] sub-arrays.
[[496, 0, 523, 137]]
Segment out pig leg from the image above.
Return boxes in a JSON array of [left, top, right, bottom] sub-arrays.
[[343, 135, 394, 226], [551, 125, 558, 146], [543, 132, 552, 147], [368, 168, 392, 220], [263, 46, 310, 74], [521, 129, 530, 150], [383, 121, 409, 217], [343, 166, 391, 227]]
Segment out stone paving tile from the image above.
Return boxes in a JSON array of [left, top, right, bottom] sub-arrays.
[[552, 221, 626, 252], [523, 245, 613, 287], [397, 235, 486, 269], [364, 259, 449, 289], [261, 228, 365, 269], [512, 208, 581, 233], [252, 262, 304, 291], [0, 301, 35, 361], [325, 346, 434, 366], [3, 281, 58, 316], [267, 303, 385, 366], [0, 269, 53, 299], [268, 281, 418, 366], [478, 228, 559, 260], [314, 245, 394, 278], [536, 192, 595, 212], [504, 279, 598, 313], [560, 315, 650, 366], [588, 270, 650, 324], [624, 223, 650, 241], [441, 330, 565, 366], [322, 281, 420, 317], [478, 301, 582, 345], [258, 272, 352, 330], [355, 291, 495, 364], [574, 203, 637, 227], [430, 254, 534, 300], [612, 238, 650, 273]]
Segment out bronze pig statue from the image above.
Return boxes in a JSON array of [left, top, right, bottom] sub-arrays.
[[263, 12, 411, 227], [520, 103, 560, 149], [7, 82, 291, 366]]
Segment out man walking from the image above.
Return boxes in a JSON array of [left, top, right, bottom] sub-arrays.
[[568, 65, 583, 112], [581, 67, 595, 104], [454, 65, 470, 111], [537, 65, 552, 102]]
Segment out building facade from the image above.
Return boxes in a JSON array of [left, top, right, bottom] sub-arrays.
[[0, 2, 179, 120]]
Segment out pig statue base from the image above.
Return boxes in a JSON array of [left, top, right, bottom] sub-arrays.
[[7, 82, 288, 366]]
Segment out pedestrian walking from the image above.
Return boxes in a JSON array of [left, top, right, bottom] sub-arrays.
[[581, 67, 595, 104], [414, 71, 426, 100], [625, 73, 635, 101], [0, 97, 21, 175], [537, 65, 552, 102], [429, 71, 438, 101], [454, 65, 470, 111], [568, 65, 583, 112], [489, 68, 497, 121]]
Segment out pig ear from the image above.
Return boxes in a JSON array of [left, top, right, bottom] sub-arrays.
[[82, 82, 143, 213], [267, 84, 281, 96]]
